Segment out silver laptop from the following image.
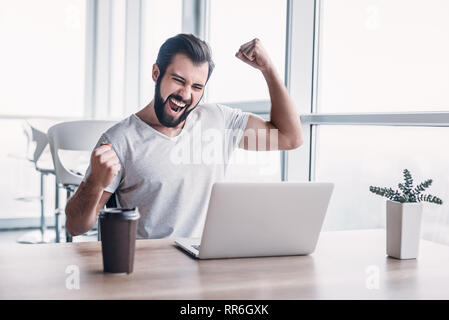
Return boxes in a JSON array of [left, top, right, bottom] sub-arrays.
[[174, 182, 334, 259]]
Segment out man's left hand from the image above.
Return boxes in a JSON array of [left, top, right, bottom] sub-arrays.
[[235, 38, 273, 73]]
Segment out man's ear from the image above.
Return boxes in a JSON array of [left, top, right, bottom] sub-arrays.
[[152, 64, 160, 82]]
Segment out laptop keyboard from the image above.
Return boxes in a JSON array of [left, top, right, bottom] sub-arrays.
[[192, 245, 200, 251]]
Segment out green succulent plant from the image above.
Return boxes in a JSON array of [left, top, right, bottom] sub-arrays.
[[369, 169, 443, 205]]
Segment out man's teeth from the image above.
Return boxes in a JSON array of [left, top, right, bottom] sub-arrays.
[[170, 98, 186, 108]]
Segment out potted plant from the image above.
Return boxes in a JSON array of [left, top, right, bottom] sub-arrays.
[[369, 169, 443, 259]]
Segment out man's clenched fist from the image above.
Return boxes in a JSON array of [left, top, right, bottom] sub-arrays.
[[86, 143, 121, 189], [235, 38, 273, 73]]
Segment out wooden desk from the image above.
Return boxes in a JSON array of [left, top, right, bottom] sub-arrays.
[[1, 229, 449, 299]]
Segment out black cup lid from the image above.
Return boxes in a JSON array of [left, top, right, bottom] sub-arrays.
[[99, 207, 140, 220]]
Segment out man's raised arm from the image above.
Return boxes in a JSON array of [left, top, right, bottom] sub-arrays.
[[236, 38, 303, 151]]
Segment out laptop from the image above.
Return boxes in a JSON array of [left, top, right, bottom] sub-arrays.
[[174, 182, 334, 259]]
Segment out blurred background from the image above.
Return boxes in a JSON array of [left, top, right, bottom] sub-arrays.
[[0, 0, 448, 245]]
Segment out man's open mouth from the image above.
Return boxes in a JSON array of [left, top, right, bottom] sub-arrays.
[[168, 97, 187, 113]]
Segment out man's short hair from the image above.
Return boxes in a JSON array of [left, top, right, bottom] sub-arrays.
[[156, 33, 215, 82]]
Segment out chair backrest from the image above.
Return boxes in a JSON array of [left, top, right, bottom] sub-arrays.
[[23, 121, 52, 171], [47, 120, 117, 186], [30, 126, 50, 164], [24, 119, 62, 164]]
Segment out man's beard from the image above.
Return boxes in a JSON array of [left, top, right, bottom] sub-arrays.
[[153, 79, 198, 128]]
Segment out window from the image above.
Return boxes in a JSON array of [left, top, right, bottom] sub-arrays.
[[317, 0, 449, 113], [315, 126, 449, 245], [0, 0, 86, 117], [207, 0, 287, 182], [225, 149, 281, 182], [0, 0, 87, 222], [207, 0, 287, 105], [287, 0, 449, 245]]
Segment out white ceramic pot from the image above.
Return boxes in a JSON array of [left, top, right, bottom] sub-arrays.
[[386, 200, 423, 259]]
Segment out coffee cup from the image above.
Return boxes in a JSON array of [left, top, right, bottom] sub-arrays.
[[99, 207, 140, 274]]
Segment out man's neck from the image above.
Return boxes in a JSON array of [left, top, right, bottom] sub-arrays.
[[136, 100, 186, 138]]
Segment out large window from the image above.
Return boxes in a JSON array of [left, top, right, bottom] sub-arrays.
[[208, 0, 287, 182], [317, 0, 449, 113], [0, 0, 86, 117], [288, 0, 449, 245], [208, 0, 287, 105], [0, 0, 87, 222], [9, 1, 448, 240], [315, 126, 449, 243]]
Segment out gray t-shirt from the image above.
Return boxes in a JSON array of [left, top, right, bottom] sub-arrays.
[[84, 103, 250, 239]]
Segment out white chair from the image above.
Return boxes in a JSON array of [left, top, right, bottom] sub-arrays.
[[47, 120, 117, 242], [17, 121, 57, 244]]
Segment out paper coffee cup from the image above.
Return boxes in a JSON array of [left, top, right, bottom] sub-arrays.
[[99, 207, 140, 274]]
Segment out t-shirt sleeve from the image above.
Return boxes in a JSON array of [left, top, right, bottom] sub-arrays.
[[82, 133, 122, 194], [217, 103, 250, 150]]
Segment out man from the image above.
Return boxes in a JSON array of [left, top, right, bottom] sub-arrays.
[[65, 33, 303, 239]]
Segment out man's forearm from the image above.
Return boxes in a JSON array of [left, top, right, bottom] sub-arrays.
[[65, 180, 104, 236], [262, 66, 303, 148]]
